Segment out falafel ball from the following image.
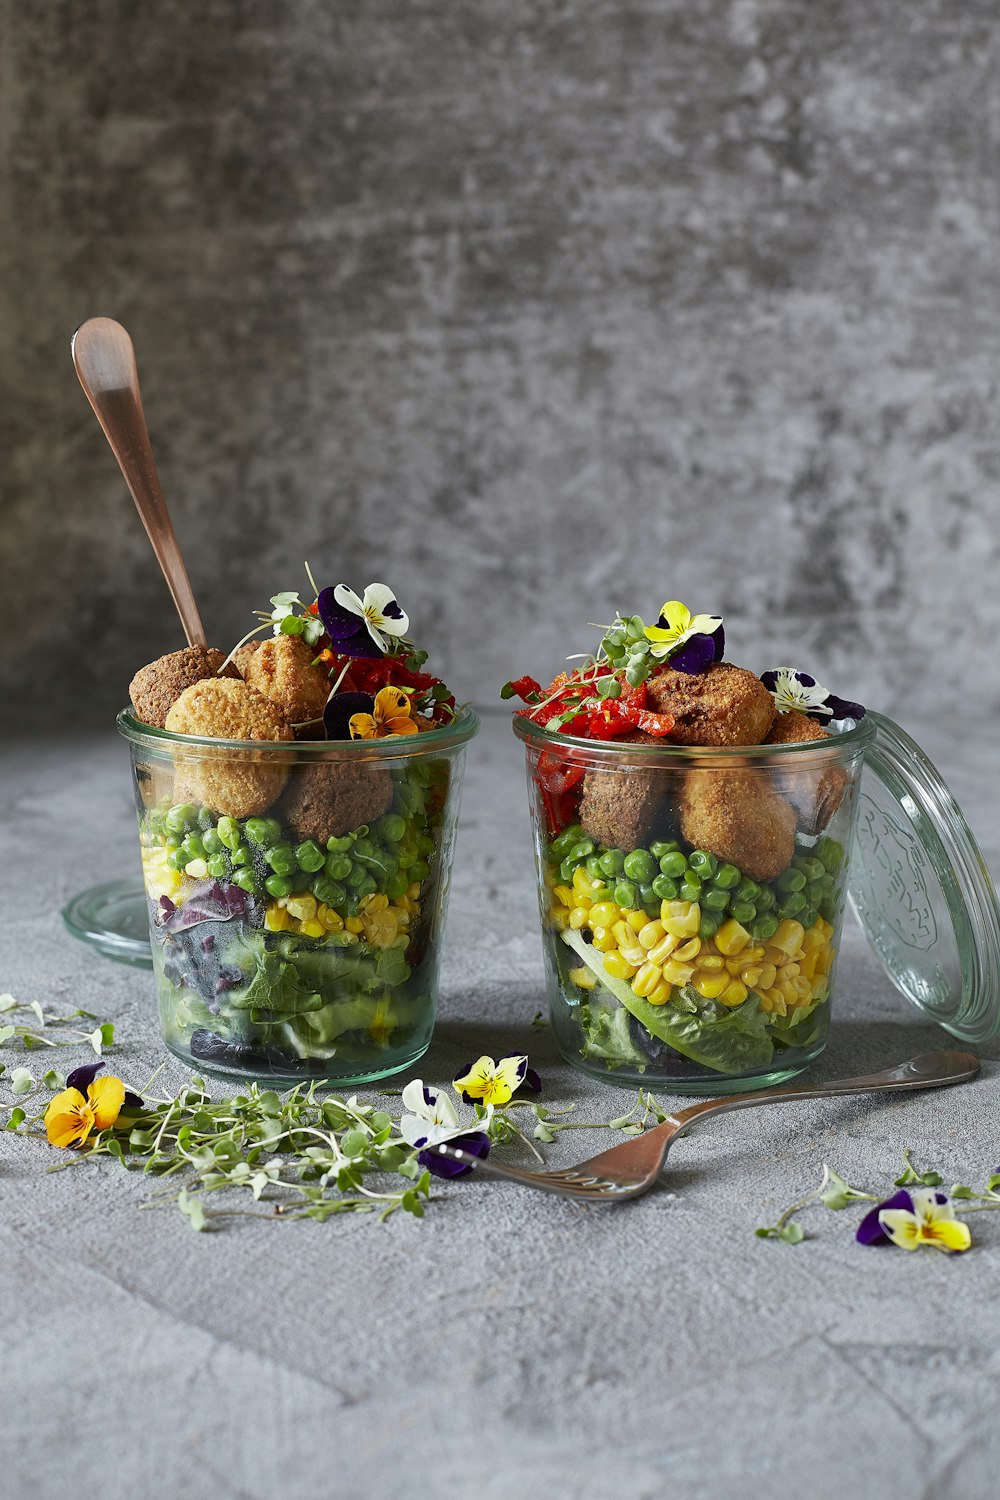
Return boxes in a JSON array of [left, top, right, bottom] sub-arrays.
[[645, 662, 775, 747], [129, 645, 235, 730], [765, 709, 848, 831], [578, 731, 677, 853], [166, 676, 294, 820], [241, 634, 331, 726], [231, 640, 260, 678], [280, 760, 393, 844], [679, 769, 796, 882]]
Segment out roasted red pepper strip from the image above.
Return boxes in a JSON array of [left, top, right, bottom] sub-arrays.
[[505, 675, 544, 704], [535, 751, 586, 794], [632, 708, 676, 737]]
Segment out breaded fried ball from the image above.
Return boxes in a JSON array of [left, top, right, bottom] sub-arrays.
[[645, 662, 775, 747], [765, 709, 848, 832], [129, 646, 234, 730], [241, 634, 331, 726], [578, 732, 677, 853], [166, 677, 293, 820], [679, 769, 796, 882], [232, 640, 260, 678], [281, 761, 393, 844]]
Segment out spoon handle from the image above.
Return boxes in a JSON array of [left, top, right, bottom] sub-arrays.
[[72, 317, 207, 649], [666, 1049, 980, 1134]]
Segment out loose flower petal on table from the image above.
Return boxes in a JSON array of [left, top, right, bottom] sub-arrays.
[[453, 1054, 541, 1106], [856, 1186, 971, 1253], [45, 1072, 126, 1148]]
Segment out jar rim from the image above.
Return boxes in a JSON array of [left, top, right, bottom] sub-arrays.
[[511, 710, 875, 761], [117, 703, 480, 758]]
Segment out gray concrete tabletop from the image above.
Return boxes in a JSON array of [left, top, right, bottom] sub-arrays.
[[2, 710, 998, 1500]]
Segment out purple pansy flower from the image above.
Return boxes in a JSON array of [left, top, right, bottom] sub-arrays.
[[643, 602, 725, 676], [760, 667, 865, 722], [399, 1079, 493, 1179], [857, 1186, 971, 1253], [317, 582, 409, 658]]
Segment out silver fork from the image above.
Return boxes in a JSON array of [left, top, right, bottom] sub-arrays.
[[433, 1050, 980, 1202]]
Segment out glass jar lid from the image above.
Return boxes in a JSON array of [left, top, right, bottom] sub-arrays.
[[847, 712, 1000, 1042]]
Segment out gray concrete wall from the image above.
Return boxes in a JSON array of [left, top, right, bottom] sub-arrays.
[[2, 0, 998, 727]]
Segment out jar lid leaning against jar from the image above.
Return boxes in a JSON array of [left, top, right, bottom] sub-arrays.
[[506, 600, 1000, 1093]]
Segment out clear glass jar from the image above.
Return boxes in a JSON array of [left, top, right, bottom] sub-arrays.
[[118, 707, 478, 1085], [514, 714, 875, 1093]]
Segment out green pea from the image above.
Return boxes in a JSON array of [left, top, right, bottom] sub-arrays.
[[794, 857, 826, 882], [736, 877, 761, 903], [246, 818, 282, 848], [559, 858, 577, 884], [679, 876, 703, 902], [197, 806, 215, 831], [417, 834, 435, 857], [399, 847, 418, 871], [230, 846, 250, 867], [569, 839, 595, 862], [650, 840, 680, 859], [586, 855, 605, 881], [386, 871, 409, 900], [326, 835, 354, 853], [206, 855, 230, 881], [201, 828, 222, 855], [295, 840, 326, 873], [731, 901, 756, 925], [355, 874, 377, 898], [703, 887, 730, 911], [652, 874, 678, 901], [265, 874, 294, 899], [659, 851, 688, 879], [699, 912, 721, 940], [623, 849, 656, 884], [166, 802, 198, 834], [775, 867, 807, 893], [599, 849, 626, 878], [779, 892, 806, 917], [613, 880, 638, 910], [182, 834, 206, 861], [167, 847, 188, 871], [353, 837, 376, 861], [217, 816, 241, 851], [639, 881, 658, 907], [713, 864, 741, 890], [820, 899, 840, 924], [410, 859, 430, 883], [266, 844, 297, 876], [312, 876, 347, 907], [799, 907, 819, 931], [353, 824, 370, 838], [755, 886, 776, 911], [816, 836, 844, 874], [688, 849, 718, 879], [751, 914, 779, 942], [325, 853, 353, 881], [231, 869, 260, 895], [380, 814, 407, 843], [348, 864, 369, 888]]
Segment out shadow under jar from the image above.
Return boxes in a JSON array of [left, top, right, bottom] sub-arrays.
[[118, 707, 478, 1086], [515, 714, 875, 1094]]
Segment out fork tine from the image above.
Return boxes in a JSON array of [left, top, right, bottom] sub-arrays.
[[432, 1145, 634, 1199]]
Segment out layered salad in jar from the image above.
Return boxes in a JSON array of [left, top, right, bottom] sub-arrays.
[[506, 601, 866, 1087], [125, 571, 464, 1081]]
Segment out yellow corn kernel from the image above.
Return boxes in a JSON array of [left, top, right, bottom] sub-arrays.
[[592, 927, 617, 952], [589, 901, 619, 930], [719, 978, 749, 1007], [264, 905, 290, 932], [638, 920, 666, 951], [553, 884, 574, 908], [818, 917, 834, 940], [724, 957, 744, 976], [612, 920, 634, 947], [782, 962, 800, 980], [363, 909, 399, 947], [300, 919, 325, 939], [569, 966, 597, 990], [345, 916, 364, 934], [772, 920, 805, 956], [286, 894, 318, 922], [339, 930, 359, 946], [695, 954, 725, 972], [631, 962, 663, 998], [626, 909, 647, 933], [646, 981, 672, 1007], [185, 857, 209, 880], [568, 906, 592, 930], [550, 905, 569, 931], [802, 927, 825, 952], [714, 918, 751, 956], [603, 951, 638, 980], [408, 881, 422, 899], [741, 966, 762, 989], [763, 945, 785, 969], [648, 933, 680, 967], [792, 974, 813, 1002], [811, 976, 830, 1004], [674, 936, 702, 963], [662, 959, 695, 986], [798, 952, 818, 982], [695, 973, 730, 1000], [316, 904, 343, 931], [360, 892, 389, 913], [619, 944, 648, 967], [662, 901, 701, 938], [572, 867, 597, 896]]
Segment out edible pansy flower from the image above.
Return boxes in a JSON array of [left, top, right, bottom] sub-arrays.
[[44, 1062, 134, 1149], [399, 1079, 492, 1179], [323, 690, 375, 740], [349, 685, 418, 740], [643, 601, 725, 675], [317, 583, 408, 658], [452, 1054, 542, 1107], [760, 667, 865, 722], [856, 1187, 971, 1254]]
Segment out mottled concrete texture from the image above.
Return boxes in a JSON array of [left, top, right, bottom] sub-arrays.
[[2, 715, 1000, 1499], [1, 1, 999, 726]]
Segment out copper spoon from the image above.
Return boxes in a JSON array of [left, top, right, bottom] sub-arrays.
[[72, 316, 207, 649]]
